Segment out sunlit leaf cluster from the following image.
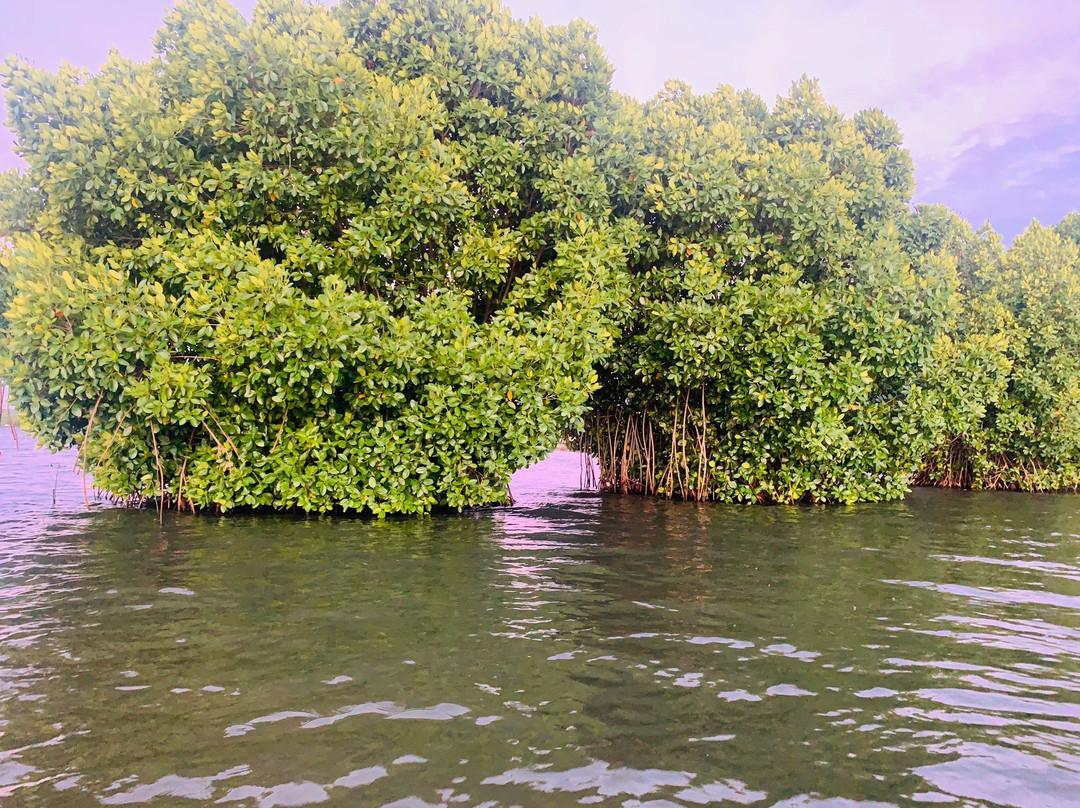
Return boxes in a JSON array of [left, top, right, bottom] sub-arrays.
[[0, 0, 635, 513], [584, 79, 957, 504], [910, 208, 1080, 492]]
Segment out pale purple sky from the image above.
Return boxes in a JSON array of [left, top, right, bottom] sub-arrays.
[[2, 0, 1078, 240]]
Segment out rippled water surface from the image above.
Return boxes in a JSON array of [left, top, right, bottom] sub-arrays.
[[1, 429, 1080, 808]]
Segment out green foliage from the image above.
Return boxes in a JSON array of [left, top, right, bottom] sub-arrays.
[[583, 79, 955, 504], [916, 217, 1080, 491], [1055, 212, 1080, 247], [4, 0, 1079, 511], [0, 0, 636, 514]]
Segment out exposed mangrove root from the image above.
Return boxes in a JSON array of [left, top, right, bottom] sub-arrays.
[[912, 435, 1080, 493], [579, 444, 598, 490], [911, 435, 975, 489], [149, 422, 166, 523], [580, 387, 713, 502], [80, 393, 104, 509], [0, 385, 18, 450]]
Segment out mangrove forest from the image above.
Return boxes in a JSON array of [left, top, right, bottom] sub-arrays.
[[2, 0, 1079, 513]]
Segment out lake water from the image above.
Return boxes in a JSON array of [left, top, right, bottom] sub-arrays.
[[1, 428, 1079, 807]]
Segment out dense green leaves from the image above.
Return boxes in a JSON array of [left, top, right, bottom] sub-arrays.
[[913, 213, 1080, 491], [584, 80, 953, 504], [0, 0, 634, 514], [2, 0, 1079, 512]]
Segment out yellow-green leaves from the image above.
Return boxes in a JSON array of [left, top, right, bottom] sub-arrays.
[[586, 78, 948, 505], [0, 0, 633, 515], [5, 0, 1073, 514], [915, 217, 1080, 491]]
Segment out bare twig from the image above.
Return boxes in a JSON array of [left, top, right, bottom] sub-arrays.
[[79, 393, 104, 508], [149, 422, 166, 523]]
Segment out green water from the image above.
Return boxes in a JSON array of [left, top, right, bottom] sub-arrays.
[[1, 445, 1079, 807]]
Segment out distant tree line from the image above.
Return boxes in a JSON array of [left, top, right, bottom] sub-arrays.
[[1, 0, 1077, 512]]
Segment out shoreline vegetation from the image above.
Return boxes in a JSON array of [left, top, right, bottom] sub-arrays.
[[0, 385, 18, 430], [1, 0, 1079, 515]]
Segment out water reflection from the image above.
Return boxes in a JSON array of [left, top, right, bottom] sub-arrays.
[[1, 430, 1079, 807]]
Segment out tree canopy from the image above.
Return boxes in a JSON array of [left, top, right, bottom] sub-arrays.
[[911, 210, 1080, 491], [581, 79, 962, 504], [0, 0, 636, 514], [2, 0, 1078, 513]]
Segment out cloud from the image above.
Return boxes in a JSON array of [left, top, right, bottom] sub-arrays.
[[925, 110, 1080, 236]]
